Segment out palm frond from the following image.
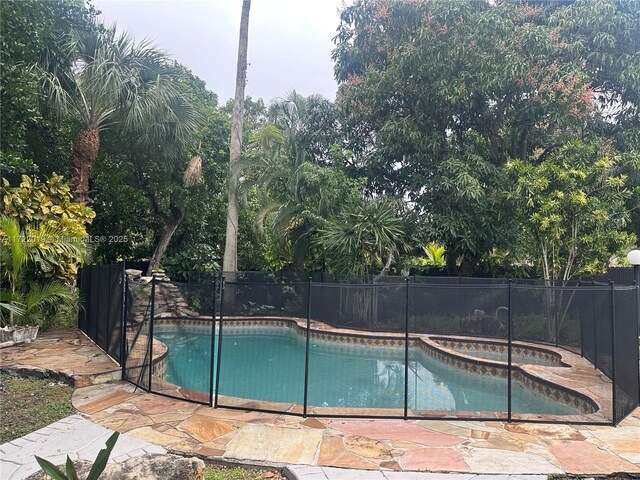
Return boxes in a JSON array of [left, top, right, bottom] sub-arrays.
[[0, 216, 27, 280]]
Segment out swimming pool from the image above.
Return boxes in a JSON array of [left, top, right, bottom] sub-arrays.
[[155, 326, 583, 416]]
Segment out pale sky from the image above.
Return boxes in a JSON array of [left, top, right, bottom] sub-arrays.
[[94, 0, 346, 104]]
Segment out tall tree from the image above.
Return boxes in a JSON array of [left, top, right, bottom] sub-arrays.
[[509, 140, 634, 282], [39, 26, 199, 203], [92, 63, 205, 273], [0, 0, 97, 180], [332, 0, 605, 274], [223, 0, 252, 272]]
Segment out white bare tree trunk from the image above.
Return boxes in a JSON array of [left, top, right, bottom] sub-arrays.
[[223, 0, 251, 273]]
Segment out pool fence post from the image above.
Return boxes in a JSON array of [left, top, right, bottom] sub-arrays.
[[507, 279, 513, 423], [577, 278, 584, 358], [404, 277, 410, 419], [303, 276, 312, 417], [636, 279, 640, 404], [148, 277, 156, 393], [214, 278, 225, 408], [609, 280, 617, 425], [209, 275, 217, 407], [120, 262, 127, 378], [593, 279, 599, 370]]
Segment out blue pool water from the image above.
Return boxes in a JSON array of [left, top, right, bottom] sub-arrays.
[[155, 327, 582, 415]]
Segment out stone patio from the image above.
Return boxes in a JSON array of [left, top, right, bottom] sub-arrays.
[[2, 330, 639, 475]]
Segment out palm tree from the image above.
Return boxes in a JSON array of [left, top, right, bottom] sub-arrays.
[[39, 25, 199, 203], [236, 91, 350, 268], [0, 217, 84, 326], [223, 0, 252, 273], [316, 199, 409, 275]]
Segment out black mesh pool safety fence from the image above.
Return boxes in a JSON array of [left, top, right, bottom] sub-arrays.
[[78, 267, 639, 424], [78, 264, 124, 362]]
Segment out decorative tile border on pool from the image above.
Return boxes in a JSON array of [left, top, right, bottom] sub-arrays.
[[412, 338, 598, 415], [142, 315, 607, 420], [430, 337, 566, 366]]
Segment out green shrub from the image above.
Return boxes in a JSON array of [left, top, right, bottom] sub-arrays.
[[1, 174, 94, 283]]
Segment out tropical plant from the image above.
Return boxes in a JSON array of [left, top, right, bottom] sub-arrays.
[[316, 198, 409, 275], [35, 431, 119, 480], [0, 216, 81, 327], [236, 91, 364, 269], [405, 244, 447, 269], [1, 174, 94, 282], [223, 0, 252, 273], [38, 24, 200, 203], [509, 140, 635, 283]]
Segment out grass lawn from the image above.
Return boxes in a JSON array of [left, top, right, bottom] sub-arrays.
[[0, 372, 75, 444], [205, 465, 284, 480]]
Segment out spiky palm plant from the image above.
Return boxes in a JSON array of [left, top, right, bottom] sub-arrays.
[[38, 25, 200, 203], [316, 199, 408, 275]]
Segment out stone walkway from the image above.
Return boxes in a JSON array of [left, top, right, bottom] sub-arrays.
[[0, 330, 121, 387], [0, 414, 165, 480], [285, 466, 547, 480], [2, 330, 639, 476]]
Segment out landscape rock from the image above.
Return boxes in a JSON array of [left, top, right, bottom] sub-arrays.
[[125, 269, 143, 279], [29, 453, 205, 480]]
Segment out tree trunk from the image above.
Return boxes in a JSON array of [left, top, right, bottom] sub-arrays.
[[446, 255, 458, 276], [147, 212, 184, 274], [460, 259, 475, 277], [70, 128, 100, 203], [223, 0, 251, 273]]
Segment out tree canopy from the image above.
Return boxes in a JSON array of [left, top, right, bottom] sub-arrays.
[[1, 0, 638, 284]]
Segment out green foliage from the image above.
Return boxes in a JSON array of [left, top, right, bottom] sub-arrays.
[[1, 174, 93, 282], [332, 0, 638, 274], [405, 243, 447, 269], [0, 216, 79, 327], [0, 0, 97, 180], [162, 244, 220, 282], [509, 140, 636, 281], [239, 91, 378, 270], [39, 25, 202, 141], [35, 431, 119, 480], [88, 61, 210, 270], [316, 198, 409, 274]]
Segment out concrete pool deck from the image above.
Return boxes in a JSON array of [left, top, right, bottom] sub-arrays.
[[1, 330, 639, 475]]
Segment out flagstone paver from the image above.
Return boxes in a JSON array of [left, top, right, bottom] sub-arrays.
[[317, 436, 378, 469], [2, 329, 639, 475], [548, 440, 640, 474], [400, 447, 469, 472], [0, 330, 120, 386], [224, 424, 324, 464]]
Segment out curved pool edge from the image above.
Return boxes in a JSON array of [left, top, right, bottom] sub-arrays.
[[139, 315, 609, 421]]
